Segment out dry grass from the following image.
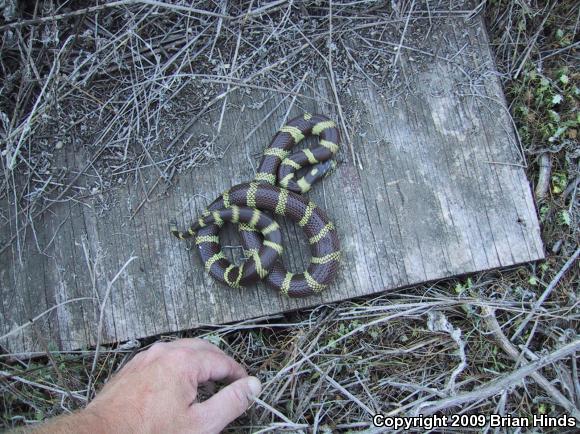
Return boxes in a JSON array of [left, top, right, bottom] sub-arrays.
[[1, 0, 579, 432]]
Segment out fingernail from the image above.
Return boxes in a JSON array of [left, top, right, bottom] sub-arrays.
[[247, 376, 262, 398]]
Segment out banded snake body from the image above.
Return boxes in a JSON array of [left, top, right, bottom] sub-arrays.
[[171, 113, 341, 297]]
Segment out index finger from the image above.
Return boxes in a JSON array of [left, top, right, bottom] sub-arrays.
[[164, 337, 227, 354], [185, 349, 248, 385]]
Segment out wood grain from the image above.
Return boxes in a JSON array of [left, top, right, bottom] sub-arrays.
[[0, 17, 544, 353]]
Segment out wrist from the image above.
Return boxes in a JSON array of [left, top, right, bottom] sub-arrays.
[[84, 400, 146, 434], [32, 407, 112, 434], [76, 406, 114, 434]]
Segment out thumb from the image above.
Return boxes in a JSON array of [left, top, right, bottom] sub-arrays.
[[194, 376, 262, 433]]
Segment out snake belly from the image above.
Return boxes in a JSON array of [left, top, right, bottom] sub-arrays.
[[172, 113, 341, 297]]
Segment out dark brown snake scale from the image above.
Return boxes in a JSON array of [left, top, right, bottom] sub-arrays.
[[171, 113, 341, 297]]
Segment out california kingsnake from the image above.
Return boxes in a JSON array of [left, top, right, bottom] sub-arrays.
[[171, 113, 341, 297]]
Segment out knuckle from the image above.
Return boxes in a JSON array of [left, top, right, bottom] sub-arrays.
[[148, 342, 166, 354], [128, 352, 146, 365], [129, 352, 143, 362], [228, 384, 250, 410], [143, 342, 170, 362], [188, 410, 203, 427], [190, 408, 217, 433], [167, 347, 196, 365], [174, 346, 195, 358]]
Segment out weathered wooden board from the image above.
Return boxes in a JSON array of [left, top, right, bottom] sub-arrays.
[[0, 17, 544, 353]]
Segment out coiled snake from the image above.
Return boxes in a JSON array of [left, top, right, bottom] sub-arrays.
[[171, 113, 341, 297]]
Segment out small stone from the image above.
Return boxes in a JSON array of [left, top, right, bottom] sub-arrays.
[[551, 239, 562, 254], [55, 141, 64, 150]]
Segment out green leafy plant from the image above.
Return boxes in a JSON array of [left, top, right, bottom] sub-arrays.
[[511, 67, 579, 150]]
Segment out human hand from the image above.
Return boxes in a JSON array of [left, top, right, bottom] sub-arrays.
[[75, 338, 261, 434]]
